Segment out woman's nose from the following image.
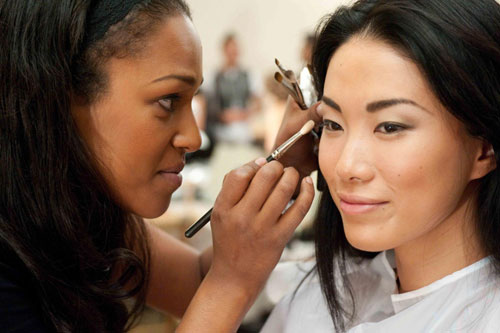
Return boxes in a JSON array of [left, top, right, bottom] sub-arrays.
[[173, 106, 202, 153], [335, 137, 374, 183]]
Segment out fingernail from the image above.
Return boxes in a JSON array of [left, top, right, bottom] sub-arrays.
[[314, 103, 322, 114], [305, 176, 313, 185], [255, 157, 267, 166]]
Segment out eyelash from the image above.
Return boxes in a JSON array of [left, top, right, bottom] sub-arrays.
[[320, 119, 343, 132], [376, 122, 410, 134], [320, 120, 410, 134], [158, 93, 181, 112]]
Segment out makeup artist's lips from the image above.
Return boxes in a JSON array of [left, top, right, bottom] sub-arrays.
[[158, 164, 184, 188], [338, 194, 388, 215]]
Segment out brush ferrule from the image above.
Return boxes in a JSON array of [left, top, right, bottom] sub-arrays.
[[272, 131, 302, 160]]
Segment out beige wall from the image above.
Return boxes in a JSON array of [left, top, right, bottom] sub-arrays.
[[186, 0, 350, 85], [187, 0, 500, 87]]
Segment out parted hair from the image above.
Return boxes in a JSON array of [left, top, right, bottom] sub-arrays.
[[309, 0, 500, 331]]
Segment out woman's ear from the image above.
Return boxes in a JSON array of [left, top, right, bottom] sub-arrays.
[[470, 141, 496, 181]]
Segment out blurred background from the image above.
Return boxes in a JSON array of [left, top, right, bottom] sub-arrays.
[[132, 1, 350, 332]]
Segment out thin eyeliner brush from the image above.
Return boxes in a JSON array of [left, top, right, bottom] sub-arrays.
[[184, 120, 316, 238]]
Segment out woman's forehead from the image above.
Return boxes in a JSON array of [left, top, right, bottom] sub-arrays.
[[323, 38, 442, 116]]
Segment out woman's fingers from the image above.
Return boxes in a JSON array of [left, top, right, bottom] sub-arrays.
[[237, 161, 285, 212], [310, 101, 323, 123], [258, 167, 300, 224], [215, 159, 265, 210], [208, 161, 315, 306], [275, 176, 315, 239]]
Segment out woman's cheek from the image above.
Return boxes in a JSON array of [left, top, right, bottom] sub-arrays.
[[318, 136, 342, 185]]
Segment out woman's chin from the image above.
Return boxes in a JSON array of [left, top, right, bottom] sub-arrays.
[[344, 225, 395, 253], [132, 197, 172, 219]]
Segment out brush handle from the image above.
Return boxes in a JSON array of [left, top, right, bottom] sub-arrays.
[[275, 73, 307, 110], [185, 208, 213, 238], [292, 83, 307, 110]]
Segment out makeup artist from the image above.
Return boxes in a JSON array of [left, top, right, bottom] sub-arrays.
[[265, 0, 500, 331], [0, 1, 315, 332]]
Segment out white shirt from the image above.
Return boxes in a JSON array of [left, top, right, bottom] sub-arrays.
[[261, 251, 500, 332]]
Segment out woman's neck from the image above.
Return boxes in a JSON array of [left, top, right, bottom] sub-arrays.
[[394, 194, 486, 294]]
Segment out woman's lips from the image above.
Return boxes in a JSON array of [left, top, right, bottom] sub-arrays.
[[338, 196, 388, 215], [158, 171, 183, 188]]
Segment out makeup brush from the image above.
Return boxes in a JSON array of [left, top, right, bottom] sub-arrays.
[[274, 72, 308, 110], [275, 58, 295, 80], [274, 72, 299, 100], [275, 58, 307, 109], [184, 120, 316, 238]]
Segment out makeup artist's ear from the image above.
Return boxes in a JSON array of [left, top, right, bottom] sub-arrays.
[[470, 141, 496, 180]]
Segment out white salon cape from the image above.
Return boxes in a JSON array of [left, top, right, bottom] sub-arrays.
[[261, 251, 500, 332]]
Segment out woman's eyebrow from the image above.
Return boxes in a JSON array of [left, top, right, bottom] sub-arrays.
[[322, 95, 428, 113], [321, 96, 342, 112], [150, 74, 204, 86], [366, 98, 428, 113]]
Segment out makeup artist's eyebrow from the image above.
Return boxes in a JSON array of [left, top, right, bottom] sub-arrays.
[[366, 98, 428, 113], [151, 74, 204, 86]]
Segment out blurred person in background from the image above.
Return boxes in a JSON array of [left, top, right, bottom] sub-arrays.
[[300, 33, 316, 67], [209, 33, 261, 145], [262, 74, 289, 152]]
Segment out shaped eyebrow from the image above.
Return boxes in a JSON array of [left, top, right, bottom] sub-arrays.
[[321, 96, 341, 112], [321, 95, 428, 113], [151, 74, 204, 86], [366, 98, 428, 113]]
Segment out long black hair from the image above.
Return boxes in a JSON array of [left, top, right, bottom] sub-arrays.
[[309, 0, 500, 331], [0, 0, 190, 331]]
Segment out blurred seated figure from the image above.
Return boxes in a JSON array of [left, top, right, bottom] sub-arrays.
[[209, 33, 260, 145]]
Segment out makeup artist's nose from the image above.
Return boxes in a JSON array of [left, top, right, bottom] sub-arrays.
[[335, 136, 374, 183], [172, 106, 202, 153]]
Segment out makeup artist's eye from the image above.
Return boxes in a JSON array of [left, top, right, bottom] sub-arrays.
[[158, 94, 180, 113], [375, 122, 409, 134], [321, 119, 343, 132]]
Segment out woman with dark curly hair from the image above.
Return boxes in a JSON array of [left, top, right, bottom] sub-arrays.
[[264, 0, 500, 331], [0, 1, 315, 332]]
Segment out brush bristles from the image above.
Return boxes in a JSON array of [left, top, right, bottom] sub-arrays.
[[274, 72, 283, 82], [300, 120, 315, 135]]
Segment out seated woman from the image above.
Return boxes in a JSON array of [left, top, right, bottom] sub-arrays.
[[263, 0, 500, 331]]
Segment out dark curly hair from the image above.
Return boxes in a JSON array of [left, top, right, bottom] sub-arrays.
[[0, 0, 190, 331]]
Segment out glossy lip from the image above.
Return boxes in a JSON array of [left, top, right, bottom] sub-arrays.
[[157, 163, 185, 188], [337, 193, 388, 215]]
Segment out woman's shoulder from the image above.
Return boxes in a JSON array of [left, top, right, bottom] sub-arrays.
[[262, 253, 383, 332], [0, 262, 49, 332]]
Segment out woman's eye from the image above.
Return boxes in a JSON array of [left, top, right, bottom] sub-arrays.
[[158, 94, 180, 112], [375, 122, 408, 134], [321, 119, 343, 132]]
